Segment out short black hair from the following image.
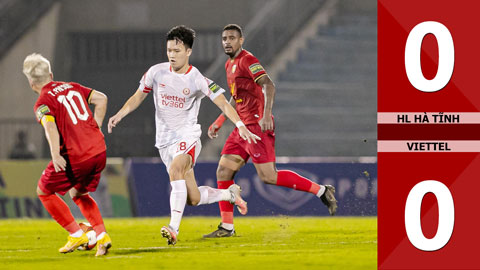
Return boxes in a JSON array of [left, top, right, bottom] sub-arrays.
[[223, 24, 243, 37], [166, 25, 195, 49]]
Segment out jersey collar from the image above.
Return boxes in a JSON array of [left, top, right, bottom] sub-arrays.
[[230, 49, 245, 62], [169, 64, 193, 75], [41, 81, 57, 93]]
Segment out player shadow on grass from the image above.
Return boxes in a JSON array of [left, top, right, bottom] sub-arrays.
[[76, 235, 246, 256], [104, 247, 188, 256], [75, 248, 162, 256]]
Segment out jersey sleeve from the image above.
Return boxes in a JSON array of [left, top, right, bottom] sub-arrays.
[[71, 82, 94, 103], [242, 54, 267, 83], [139, 67, 155, 94], [200, 77, 225, 101], [34, 97, 54, 124]]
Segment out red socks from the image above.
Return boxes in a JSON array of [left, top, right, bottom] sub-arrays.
[[38, 194, 80, 234], [276, 170, 321, 195], [39, 193, 106, 236], [218, 180, 234, 224], [72, 194, 106, 236]]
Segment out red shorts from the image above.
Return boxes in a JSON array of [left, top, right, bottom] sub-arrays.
[[38, 151, 106, 195], [221, 123, 276, 163]]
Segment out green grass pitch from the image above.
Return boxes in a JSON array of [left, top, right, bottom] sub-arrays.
[[0, 217, 377, 270]]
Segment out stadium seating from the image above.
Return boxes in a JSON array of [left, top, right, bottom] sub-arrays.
[[276, 0, 377, 156], [0, 0, 56, 59], [0, 0, 375, 159]]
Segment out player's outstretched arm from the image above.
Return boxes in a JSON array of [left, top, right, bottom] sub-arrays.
[[256, 75, 275, 132], [108, 89, 147, 133], [41, 116, 66, 172], [89, 90, 108, 129], [212, 94, 261, 144], [208, 96, 235, 139]]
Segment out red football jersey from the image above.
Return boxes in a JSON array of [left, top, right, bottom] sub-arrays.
[[225, 50, 268, 125], [33, 81, 106, 163]]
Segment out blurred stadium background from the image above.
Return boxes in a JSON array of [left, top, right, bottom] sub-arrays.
[[0, 0, 376, 220]]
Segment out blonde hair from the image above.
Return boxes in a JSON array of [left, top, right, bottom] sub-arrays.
[[23, 53, 52, 86]]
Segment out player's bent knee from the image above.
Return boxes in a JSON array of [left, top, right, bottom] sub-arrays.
[[217, 165, 235, 180], [259, 173, 277, 185], [260, 177, 276, 185], [187, 198, 200, 206], [217, 156, 243, 180]]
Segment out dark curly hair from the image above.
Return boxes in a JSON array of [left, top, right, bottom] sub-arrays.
[[166, 25, 195, 49]]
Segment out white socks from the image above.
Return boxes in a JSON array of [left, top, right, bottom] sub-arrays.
[[70, 229, 83, 237], [222, 223, 234, 230], [316, 185, 326, 197], [168, 182, 234, 233], [197, 186, 232, 206], [197, 186, 235, 231], [97, 232, 106, 240], [169, 180, 187, 233]]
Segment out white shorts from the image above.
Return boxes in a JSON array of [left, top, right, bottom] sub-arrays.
[[158, 138, 202, 173]]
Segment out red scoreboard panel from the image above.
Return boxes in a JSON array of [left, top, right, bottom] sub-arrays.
[[378, 1, 480, 269]]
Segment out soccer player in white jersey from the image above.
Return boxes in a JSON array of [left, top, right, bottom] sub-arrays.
[[107, 25, 260, 246]]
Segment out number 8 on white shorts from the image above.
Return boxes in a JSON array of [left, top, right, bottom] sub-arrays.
[[158, 138, 202, 172]]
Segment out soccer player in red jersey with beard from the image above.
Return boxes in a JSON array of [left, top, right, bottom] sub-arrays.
[[23, 53, 111, 256], [204, 24, 338, 238]]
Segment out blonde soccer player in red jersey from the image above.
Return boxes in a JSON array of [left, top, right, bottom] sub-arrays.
[[23, 53, 112, 255], [204, 24, 338, 238]]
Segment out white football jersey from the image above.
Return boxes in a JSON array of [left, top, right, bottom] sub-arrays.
[[139, 63, 225, 148]]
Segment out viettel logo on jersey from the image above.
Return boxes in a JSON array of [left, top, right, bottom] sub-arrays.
[[182, 88, 190, 95], [253, 168, 319, 211]]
